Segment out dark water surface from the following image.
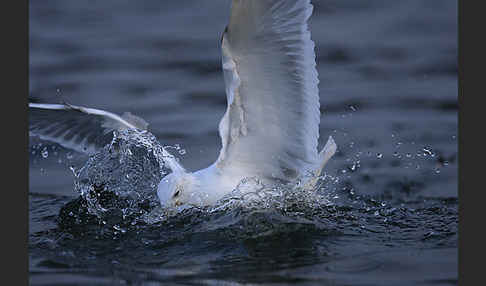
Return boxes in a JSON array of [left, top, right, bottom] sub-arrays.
[[29, 1, 457, 285]]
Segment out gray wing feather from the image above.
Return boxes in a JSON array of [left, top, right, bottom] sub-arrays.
[[29, 103, 148, 154]]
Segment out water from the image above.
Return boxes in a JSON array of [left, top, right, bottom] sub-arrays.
[[29, 0, 457, 285]]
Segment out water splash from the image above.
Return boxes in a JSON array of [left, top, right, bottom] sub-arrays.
[[72, 129, 172, 227], [54, 127, 454, 243], [137, 172, 340, 231], [61, 128, 344, 231]]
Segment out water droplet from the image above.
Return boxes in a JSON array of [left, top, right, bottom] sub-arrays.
[[69, 166, 78, 177], [113, 225, 126, 233], [406, 153, 412, 158], [178, 149, 186, 155], [349, 105, 357, 112], [423, 147, 433, 156], [376, 153, 383, 159], [374, 210, 379, 216], [66, 152, 73, 160], [41, 147, 49, 158]]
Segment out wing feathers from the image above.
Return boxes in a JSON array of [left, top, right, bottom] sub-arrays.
[[29, 103, 148, 154], [215, 0, 324, 181]]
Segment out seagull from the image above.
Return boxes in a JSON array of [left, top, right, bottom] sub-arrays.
[[29, 0, 337, 208]]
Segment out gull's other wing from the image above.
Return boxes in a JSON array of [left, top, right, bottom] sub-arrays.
[[215, 0, 321, 180], [29, 103, 185, 172], [29, 103, 148, 154]]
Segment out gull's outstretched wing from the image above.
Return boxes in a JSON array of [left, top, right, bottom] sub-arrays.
[[29, 103, 185, 172], [29, 103, 148, 154], [215, 0, 323, 181]]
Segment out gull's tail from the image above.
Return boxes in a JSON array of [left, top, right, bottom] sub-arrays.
[[302, 136, 337, 190], [316, 136, 337, 177]]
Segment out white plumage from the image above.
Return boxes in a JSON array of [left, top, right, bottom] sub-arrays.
[[29, 0, 337, 207], [217, 0, 321, 179]]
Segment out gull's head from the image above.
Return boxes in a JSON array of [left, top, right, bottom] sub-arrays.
[[157, 171, 199, 208]]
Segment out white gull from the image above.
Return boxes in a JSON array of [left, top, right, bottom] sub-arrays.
[[29, 0, 337, 207]]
